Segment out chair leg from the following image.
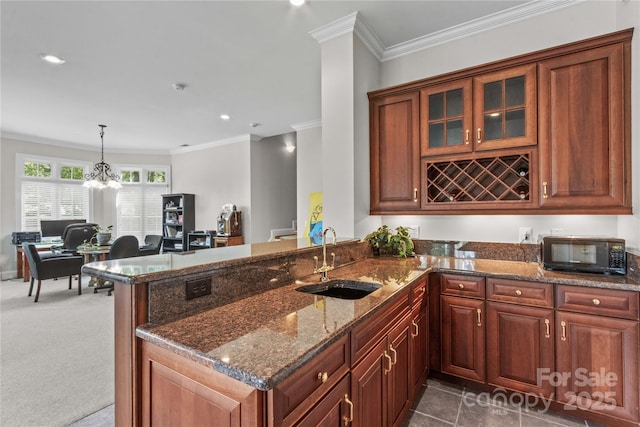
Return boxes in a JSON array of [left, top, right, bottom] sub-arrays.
[[68, 276, 72, 290], [34, 279, 42, 302], [28, 277, 34, 296], [77, 274, 82, 295]]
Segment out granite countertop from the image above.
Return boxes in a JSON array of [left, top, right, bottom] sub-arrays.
[[136, 255, 640, 392], [81, 238, 357, 284]]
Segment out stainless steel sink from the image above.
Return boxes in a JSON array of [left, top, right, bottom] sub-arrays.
[[295, 279, 381, 300]]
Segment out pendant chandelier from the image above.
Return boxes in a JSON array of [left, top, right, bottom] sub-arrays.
[[83, 124, 122, 189]]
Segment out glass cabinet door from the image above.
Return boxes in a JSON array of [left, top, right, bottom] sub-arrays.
[[473, 64, 537, 151], [420, 80, 472, 156]]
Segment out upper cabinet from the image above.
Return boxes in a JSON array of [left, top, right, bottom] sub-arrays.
[[370, 91, 421, 213], [538, 43, 631, 213], [369, 29, 633, 215], [420, 64, 536, 157], [473, 64, 537, 151]]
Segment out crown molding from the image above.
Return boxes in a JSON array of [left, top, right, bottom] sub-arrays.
[[291, 119, 321, 131], [310, 1, 582, 62], [170, 133, 255, 154], [0, 131, 168, 155], [382, 0, 581, 61]]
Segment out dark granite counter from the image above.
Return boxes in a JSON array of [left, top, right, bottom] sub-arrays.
[[136, 254, 640, 391]]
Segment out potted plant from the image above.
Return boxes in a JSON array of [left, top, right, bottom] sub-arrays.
[[364, 225, 415, 257], [93, 225, 113, 245]]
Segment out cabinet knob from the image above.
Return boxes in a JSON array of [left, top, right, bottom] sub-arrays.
[[458, 283, 465, 290], [515, 290, 522, 296], [592, 298, 601, 306], [317, 372, 328, 383]]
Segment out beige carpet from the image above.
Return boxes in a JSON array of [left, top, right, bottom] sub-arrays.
[[1, 276, 114, 427]]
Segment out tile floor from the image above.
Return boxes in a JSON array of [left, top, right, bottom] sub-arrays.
[[404, 378, 605, 427], [70, 378, 604, 427]]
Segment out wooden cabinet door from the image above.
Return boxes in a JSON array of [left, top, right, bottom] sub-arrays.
[[420, 79, 473, 156], [440, 295, 485, 382], [473, 64, 537, 151], [388, 316, 412, 427], [351, 338, 388, 427], [486, 302, 554, 397], [538, 43, 630, 212], [556, 312, 639, 423], [370, 91, 421, 213], [294, 374, 351, 427], [410, 305, 429, 397]]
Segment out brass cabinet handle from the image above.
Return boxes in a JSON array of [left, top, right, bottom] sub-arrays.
[[543, 181, 549, 199], [343, 394, 353, 426], [476, 308, 482, 327], [515, 290, 522, 296], [383, 351, 392, 375], [458, 283, 465, 290], [388, 344, 397, 366], [317, 372, 328, 383], [477, 128, 482, 144], [592, 298, 601, 306], [413, 188, 418, 203], [465, 129, 470, 144], [561, 321, 567, 341], [411, 320, 419, 338], [544, 319, 550, 339]]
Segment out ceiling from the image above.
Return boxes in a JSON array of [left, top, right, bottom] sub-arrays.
[[1, 0, 547, 154]]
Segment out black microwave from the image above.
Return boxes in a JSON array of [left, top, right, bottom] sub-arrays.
[[540, 236, 626, 275]]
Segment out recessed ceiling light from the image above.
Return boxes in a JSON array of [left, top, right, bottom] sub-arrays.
[[40, 53, 66, 65], [290, 0, 305, 5], [220, 114, 231, 120]]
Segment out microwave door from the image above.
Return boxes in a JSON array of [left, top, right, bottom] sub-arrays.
[[551, 243, 597, 264]]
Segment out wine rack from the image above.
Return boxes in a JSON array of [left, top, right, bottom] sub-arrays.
[[424, 153, 530, 204]]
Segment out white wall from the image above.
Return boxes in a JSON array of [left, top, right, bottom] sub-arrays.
[[170, 139, 252, 240], [295, 125, 322, 238], [0, 136, 170, 277], [249, 133, 297, 243], [362, 0, 640, 249]]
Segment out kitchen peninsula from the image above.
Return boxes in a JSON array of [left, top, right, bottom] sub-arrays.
[[82, 239, 640, 427]]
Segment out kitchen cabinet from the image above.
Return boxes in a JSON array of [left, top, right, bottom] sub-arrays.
[[351, 315, 412, 427], [161, 193, 195, 253], [538, 40, 631, 213], [140, 339, 263, 427], [440, 273, 485, 382], [420, 64, 536, 156], [368, 29, 632, 215], [269, 335, 350, 426], [369, 91, 421, 214], [293, 374, 352, 427], [410, 280, 429, 396], [555, 285, 639, 424], [350, 288, 413, 427]]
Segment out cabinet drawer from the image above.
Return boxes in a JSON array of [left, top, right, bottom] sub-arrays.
[[411, 279, 428, 309], [441, 274, 485, 298], [556, 285, 639, 320], [487, 278, 553, 307], [351, 289, 410, 366], [271, 334, 350, 426]]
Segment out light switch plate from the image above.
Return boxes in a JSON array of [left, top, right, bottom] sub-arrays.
[[407, 226, 420, 239]]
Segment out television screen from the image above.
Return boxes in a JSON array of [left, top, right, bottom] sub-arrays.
[[40, 219, 87, 238]]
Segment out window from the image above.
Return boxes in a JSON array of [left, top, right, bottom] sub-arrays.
[[18, 156, 91, 234], [115, 166, 169, 242]]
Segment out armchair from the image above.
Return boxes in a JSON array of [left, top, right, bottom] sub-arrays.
[[139, 235, 162, 256], [22, 242, 84, 302], [51, 223, 98, 255], [96, 235, 140, 296]]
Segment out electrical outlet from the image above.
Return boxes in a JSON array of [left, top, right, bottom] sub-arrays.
[[407, 226, 420, 239], [185, 277, 212, 300], [519, 227, 533, 243]]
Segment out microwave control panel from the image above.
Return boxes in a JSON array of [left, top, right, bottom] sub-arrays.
[[609, 244, 626, 269]]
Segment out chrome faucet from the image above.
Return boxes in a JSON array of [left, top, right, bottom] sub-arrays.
[[313, 227, 337, 282]]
